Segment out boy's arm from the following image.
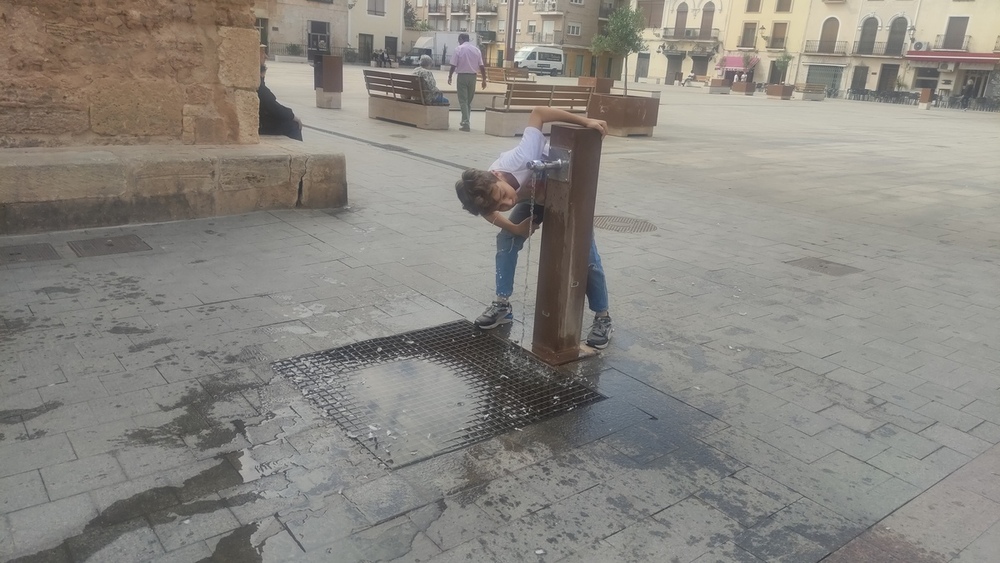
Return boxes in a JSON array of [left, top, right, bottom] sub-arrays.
[[484, 212, 536, 238], [526, 107, 608, 137]]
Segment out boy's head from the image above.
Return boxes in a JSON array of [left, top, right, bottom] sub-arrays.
[[455, 169, 517, 216]]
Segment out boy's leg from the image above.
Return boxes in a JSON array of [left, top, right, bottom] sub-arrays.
[[477, 203, 535, 329], [585, 238, 613, 349]]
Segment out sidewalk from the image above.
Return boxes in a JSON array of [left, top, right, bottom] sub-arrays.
[[1, 62, 999, 562]]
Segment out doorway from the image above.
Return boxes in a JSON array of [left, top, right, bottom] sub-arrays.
[[850, 66, 869, 91], [635, 52, 650, 80], [665, 55, 683, 84], [877, 64, 899, 92], [359, 33, 374, 64], [575, 54, 584, 76]]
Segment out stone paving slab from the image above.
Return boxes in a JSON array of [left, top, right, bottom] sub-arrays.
[[1, 62, 999, 561]]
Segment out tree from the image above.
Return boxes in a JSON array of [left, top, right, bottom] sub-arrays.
[[591, 7, 646, 96], [773, 51, 794, 84], [404, 1, 418, 29]]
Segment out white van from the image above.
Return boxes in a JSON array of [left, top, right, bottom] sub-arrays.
[[514, 46, 565, 76]]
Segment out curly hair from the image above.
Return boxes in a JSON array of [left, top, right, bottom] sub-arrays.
[[455, 169, 499, 216]]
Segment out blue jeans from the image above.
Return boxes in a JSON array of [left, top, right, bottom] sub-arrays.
[[495, 202, 609, 313]]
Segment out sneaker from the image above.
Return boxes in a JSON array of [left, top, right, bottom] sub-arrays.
[[460, 124, 471, 132], [586, 315, 613, 349], [475, 301, 513, 329]]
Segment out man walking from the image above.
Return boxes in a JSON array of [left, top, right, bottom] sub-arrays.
[[447, 33, 487, 132]]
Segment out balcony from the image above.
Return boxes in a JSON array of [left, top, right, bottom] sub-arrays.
[[478, 30, 497, 41], [804, 40, 848, 55], [476, 2, 498, 13], [528, 30, 563, 44], [450, 2, 470, 13], [661, 27, 720, 41], [935, 34, 970, 51], [428, 2, 446, 13], [852, 41, 905, 57], [599, 3, 613, 18], [766, 38, 786, 50], [535, 1, 563, 14]]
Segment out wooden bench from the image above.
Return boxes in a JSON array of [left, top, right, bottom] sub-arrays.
[[794, 83, 827, 101], [484, 83, 593, 137], [362, 70, 450, 129], [485, 66, 537, 84]]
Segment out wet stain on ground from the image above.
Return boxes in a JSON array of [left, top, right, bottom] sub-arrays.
[[0, 401, 64, 423], [196, 523, 262, 563], [127, 337, 176, 354], [108, 325, 155, 335], [9, 457, 253, 563], [34, 286, 81, 296]]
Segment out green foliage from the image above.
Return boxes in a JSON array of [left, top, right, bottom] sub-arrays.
[[741, 51, 757, 72], [591, 7, 646, 95], [404, 1, 418, 28], [286, 43, 303, 57], [773, 51, 794, 73]]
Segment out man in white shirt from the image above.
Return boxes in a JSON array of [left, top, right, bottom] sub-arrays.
[[447, 33, 487, 132]]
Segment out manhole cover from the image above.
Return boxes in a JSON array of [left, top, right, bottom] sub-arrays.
[[67, 234, 152, 257], [272, 320, 604, 468], [0, 243, 60, 265], [594, 215, 657, 233], [785, 257, 863, 276]]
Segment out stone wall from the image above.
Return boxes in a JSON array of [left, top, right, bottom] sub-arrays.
[[0, 0, 261, 147]]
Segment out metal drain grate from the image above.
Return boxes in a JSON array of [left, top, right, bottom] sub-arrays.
[[0, 243, 60, 265], [594, 215, 657, 233], [67, 234, 152, 257], [785, 257, 863, 277], [272, 320, 604, 469]]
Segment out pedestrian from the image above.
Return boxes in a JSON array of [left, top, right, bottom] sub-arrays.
[[414, 55, 449, 105], [447, 33, 487, 132], [453, 107, 615, 349], [258, 64, 303, 141], [684, 71, 695, 87], [961, 79, 976, 111]]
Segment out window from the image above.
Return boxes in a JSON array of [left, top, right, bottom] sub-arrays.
[[528, 20, 537, 33], [637, 0, 665, 29], [746, 0, 761, 12], [498, 19, 505, 32], [567, 22, 582, 36], [775, 0, 791, 12], [367, 0, 386, 15], [739, 21, 757, 47], [516, 20, 522, 33], [942, 16, 969, 49], [539, 51, 562, 61], [570, 0, 584, 4], [768, 22, 787, 49]]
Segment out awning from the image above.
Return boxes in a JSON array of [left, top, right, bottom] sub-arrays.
[[905, 51, 1000, 64], [717, 55, 758, 71]]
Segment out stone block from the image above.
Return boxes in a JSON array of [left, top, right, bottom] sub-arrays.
[[218, 154, 290, 193], [302, 154, 348, 209], [233, 89, 260, 144], [126, 150, 217, 198], [0, 149, 126, 203], [316, 90, 342, 109], [9, 493, 97, 555], [0, 471, 49, 514], [90, 80, 184, 137], [0, 107, 89, 135], [217, 27, 260, 90], [485, 109, 560, 137], [368, 97, 450, 130]]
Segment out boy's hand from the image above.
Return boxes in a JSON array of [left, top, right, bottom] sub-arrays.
[[586, 118, 608, 138], [513, 217, 540, 238]]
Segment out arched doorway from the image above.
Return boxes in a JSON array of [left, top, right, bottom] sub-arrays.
[[857, 17, 878, 55], [886, 18, 908, 56], [699, 2, 715, 40], [819, 17, 839, 53]]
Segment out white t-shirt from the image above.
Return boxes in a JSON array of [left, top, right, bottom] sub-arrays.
[[488, 127, 549, 201]]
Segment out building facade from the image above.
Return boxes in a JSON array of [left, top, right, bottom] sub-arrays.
[[631, 0, 732, 85], [413, 0, 623, 77], [719, 0, 811, 85]]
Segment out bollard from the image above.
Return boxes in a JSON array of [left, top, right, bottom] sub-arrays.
[[316, 55, 344, 109], [918, 87, 933, 111], [531, 124, 603, 365]]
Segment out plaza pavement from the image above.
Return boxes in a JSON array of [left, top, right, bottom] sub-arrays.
[[1, 61, 999, 562]]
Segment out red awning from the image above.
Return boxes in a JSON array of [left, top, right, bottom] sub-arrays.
[[904, 51, 1000, 63], [717, 55, 758, 71]]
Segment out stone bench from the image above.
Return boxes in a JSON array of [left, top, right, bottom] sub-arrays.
[[0, 140, 347, 234], [484, 83, 593, 137], [363, 69, 449, 129]]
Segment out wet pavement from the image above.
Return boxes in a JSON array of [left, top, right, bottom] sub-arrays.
[[2, 63, 1000, 562]]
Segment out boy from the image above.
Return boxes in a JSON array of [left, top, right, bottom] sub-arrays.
[[454, 107, 614, 349]]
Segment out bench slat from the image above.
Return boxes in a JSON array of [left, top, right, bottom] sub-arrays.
[[363, 70, 429, 104]]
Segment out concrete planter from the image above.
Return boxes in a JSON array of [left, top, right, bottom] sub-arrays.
[[708, 79, 730, 95], [766, 84, 794, 100], [730, 81, 755, 96], [577, 76, 615, 94], [586, 92, 660, 137]]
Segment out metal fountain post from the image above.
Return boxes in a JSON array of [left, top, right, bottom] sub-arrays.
[[529, 124, 603, 366]]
